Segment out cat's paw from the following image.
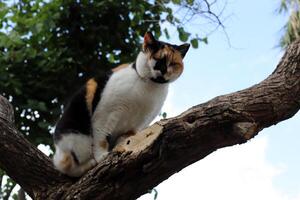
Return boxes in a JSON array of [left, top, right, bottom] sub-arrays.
[[94, 150, 109, 163], [89, 158, 97, 167]]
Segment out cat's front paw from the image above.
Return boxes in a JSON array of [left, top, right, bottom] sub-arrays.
[[94, 149, 109, 163], [89, 158, 97, 167]]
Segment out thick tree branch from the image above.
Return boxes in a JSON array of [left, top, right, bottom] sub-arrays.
[[0, 96, 71, 197], [0, 39, 299, 200]]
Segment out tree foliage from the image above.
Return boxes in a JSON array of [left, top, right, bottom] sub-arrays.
[[278, 0, 300, 47]]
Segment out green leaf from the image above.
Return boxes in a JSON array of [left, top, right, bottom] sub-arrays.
[[9, 31, 23, 46], [67, 57, 73, 63], [166, 14, 174, 23], [186, 0, 194, 5], [38, 121, 49, 129], [0, 2, 8, 19], [190, 38, 198, 48], [14, 88, 22, 96], [26, 48, 37, 58], [34, 23, 44, 34], [108, 54, 115, 63], [172, 0, 181, 4], [164, 28, 170, 39], [178, 27, 190, 42], [38, 102, 47, 112], [201, 37, 208, 44]]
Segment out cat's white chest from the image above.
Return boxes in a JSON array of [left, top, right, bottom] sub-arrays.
[[92, 66, 168, 135]]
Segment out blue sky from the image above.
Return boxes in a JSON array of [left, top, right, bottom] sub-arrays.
[[139, 0, 300, 199]]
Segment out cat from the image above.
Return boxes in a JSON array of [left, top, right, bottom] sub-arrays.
[[53, 32, 190, 177]]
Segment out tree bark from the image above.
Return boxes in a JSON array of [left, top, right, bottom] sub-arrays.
[[0, 39, 299, 200]]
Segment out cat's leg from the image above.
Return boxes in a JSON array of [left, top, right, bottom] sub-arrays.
[[92, 112, 121, 163], [92, 132, 109, 163], [53, 133, 96, 177]]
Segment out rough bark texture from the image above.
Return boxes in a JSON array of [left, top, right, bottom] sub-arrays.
[[0, 39, 299, 200]]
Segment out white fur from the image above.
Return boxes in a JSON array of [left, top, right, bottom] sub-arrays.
[[54, 134, 93, 163], [53, 134, 96, 177], [136, 52, 162, 79], [92, 52, 169, 162]]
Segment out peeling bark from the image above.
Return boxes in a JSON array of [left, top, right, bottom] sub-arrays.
[[0, 39, 299, 200]]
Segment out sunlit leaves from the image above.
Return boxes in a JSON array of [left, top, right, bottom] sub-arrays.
[[278, 0, 300, 48], [186, 0, 195, 5], [172, 0, 181, 4]]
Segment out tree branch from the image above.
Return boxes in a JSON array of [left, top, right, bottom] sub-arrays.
[[0, 96, 71, 198], [0, 39, 299, 200]]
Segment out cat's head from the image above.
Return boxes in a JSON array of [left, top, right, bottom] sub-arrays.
[[135, 32, 190, 84]]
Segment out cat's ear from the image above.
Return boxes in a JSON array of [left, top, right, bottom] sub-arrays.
[[175, 43, 190, 58], [144, 31, 156, 45], [143, 32, 158, 52]]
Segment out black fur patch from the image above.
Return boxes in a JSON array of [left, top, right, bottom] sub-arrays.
[[92, 72, 111, 112], [54, 86, 92, 137], [153, 56, 167, 75], [132, 62, 136, 70], [151, 76, 169, 84], [54, 71, 112, 141]]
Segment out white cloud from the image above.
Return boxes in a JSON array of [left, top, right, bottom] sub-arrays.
[[139, 136, 300, 200]]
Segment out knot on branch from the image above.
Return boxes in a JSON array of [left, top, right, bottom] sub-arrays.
[[232, 122, 259, 142], [113, 123, 163, 154], [0, 95, 14, 123]]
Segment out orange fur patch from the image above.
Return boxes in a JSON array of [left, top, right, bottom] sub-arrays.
[[60, 153, 73, 172], [170, 51, 184, 76], [99, 140, 108, 150], [85, 78, 98, 114], [112, 63, 130, 72]]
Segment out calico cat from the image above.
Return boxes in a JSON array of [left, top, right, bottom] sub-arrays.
[[53, 32, 190, 177]]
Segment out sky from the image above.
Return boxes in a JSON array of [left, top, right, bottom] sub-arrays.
[[138, 0, 300, 199]]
